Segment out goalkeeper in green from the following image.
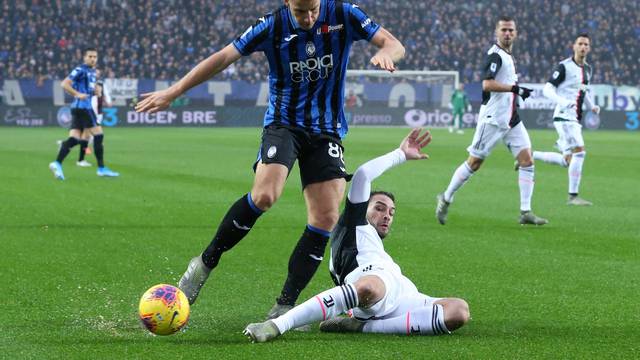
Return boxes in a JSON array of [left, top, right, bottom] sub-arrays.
[[448, 84, 471, 134]]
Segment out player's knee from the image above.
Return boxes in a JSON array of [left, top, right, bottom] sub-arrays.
[[309, 209, 340, 230], [251, 191, 279, 210], [354, 277, 385, 308], [467, 157, 483, 171], [444, 299, 470, 331]]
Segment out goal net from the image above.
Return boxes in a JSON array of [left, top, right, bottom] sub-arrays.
[[344, 70, 462, 129]]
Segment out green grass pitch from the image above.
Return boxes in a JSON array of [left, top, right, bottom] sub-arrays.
[[1, 127, 638, 359]]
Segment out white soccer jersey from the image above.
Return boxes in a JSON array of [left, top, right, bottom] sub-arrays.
[[478, 44, 520, 129], [546, 57, 593, 122], [329, 149, 406, 285]]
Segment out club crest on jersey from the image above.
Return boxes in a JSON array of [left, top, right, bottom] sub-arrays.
[[305, 41, 316, 57], [317, 23, 344, 35]]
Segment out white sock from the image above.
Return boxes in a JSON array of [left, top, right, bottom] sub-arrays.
[[568, 151, 586, 195], [533, 151, 567, 167], [519, 165, 535, 212], [362, 304, 449, 335], [443, 162, 474, 202], [271, 284, 358, 335]]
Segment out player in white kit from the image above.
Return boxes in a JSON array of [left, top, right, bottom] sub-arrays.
[[533, 34, 599, 206], [435, 17, 548, 226], [243, 129, 470, 342]]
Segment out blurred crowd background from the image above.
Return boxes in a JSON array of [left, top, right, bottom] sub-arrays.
[[1, 0, 638, 85]]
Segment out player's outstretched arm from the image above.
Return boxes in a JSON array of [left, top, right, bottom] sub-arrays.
[[349, 129, 431, 203], [369, 27, 405, 72], [135, 44, 241, 113]]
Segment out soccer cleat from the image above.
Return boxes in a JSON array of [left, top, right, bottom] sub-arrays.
[[48, 161, 65, 180], [76, 160, 92, 167], [435, 193, 450, 225], [567, 196, 593, 206], [266, 303, 293, 320], [178, 256, 211, 305], [519, 211, 549, 225], [266, 303, 311, 332], [97, 167, 119, 177], [243, 320, 281, 343], [319, 317, 365, 333]]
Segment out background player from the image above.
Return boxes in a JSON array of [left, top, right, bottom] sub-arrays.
[[448, 83, 471, 134], [135, 0, 405, 321], [533, 34, 599, 206], [49, 48, 119, 179], [243, 129, 470, 343], [435, 17, 548, 226]]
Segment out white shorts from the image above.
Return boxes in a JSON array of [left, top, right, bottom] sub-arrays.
[[467, 121, 532, 159], [553, 121, 584, 155], [344, 264, 440, 320]]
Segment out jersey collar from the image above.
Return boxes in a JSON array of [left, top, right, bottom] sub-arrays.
[[495, 43, 512, 55], [287, 0, 327, 32], [571, 56, 585, 67]]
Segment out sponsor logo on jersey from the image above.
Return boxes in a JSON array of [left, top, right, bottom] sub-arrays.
[[361, 18, 371, 28], [317, 23, 344, 35], [289, 54, 334, 83]]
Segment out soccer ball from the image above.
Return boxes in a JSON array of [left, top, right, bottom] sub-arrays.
[[138, 284, 190, 335]]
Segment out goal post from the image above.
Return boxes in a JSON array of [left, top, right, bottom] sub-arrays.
[[344, 70, 464, 130]]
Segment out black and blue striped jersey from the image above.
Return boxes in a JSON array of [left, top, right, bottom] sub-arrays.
[[67, 64, 97, 110], [232, 0, 380, 139]]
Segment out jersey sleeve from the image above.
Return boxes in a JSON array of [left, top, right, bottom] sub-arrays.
[[342, 199, 369, 227], [483, 53, 502, 80], [547, 64, 566, 87], [347, 3, 380, 41], [232, 15, 272, 56], [67, 66, 84, 81]]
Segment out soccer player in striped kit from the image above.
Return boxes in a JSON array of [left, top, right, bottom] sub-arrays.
[[49, 48, 119, 179], [435, 16, 548, 226], [243, 129, 470, 342], [533, 34, 599, 206], [135, 0, 405, 321]]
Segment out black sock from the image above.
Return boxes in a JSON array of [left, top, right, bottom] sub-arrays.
[[78, 140, 89, 162], [277, 225, 330, 306], [93, 134, 104, 167], [56, 137, 79, 163], [201, 193, 263, 269]]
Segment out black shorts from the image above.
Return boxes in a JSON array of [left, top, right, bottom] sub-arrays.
[[254, 125, 350, 188], [70, 108, 98, 130]]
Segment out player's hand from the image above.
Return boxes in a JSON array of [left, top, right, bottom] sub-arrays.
[[76, 93, 89, 100], [135, 88, 179, 113], [591, 105, 601, 115], [511, 85, 532, 100], [399, 128, 431, 160], [370, 53, 396, 72]]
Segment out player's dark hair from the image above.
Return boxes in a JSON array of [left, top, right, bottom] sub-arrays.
[[370, 190, 395, 203], [83, 47, 98, 55], [576, 33, 590, 40], [496, 16, 515, 25]]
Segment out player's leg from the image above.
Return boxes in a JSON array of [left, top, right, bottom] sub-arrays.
[[179, 126, 297, 305], [269, 138, 348, 316], [505, 123, 548, 225], [88, 121, 118, 177], [357, 297, 469, 335], [533, 121, 569, 167], [49, 109, 85, 179], [564, 123, 590, 205], [437, 122, 503, 225], [77, 129, 92, 167], [247, 275, 382, 342]]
